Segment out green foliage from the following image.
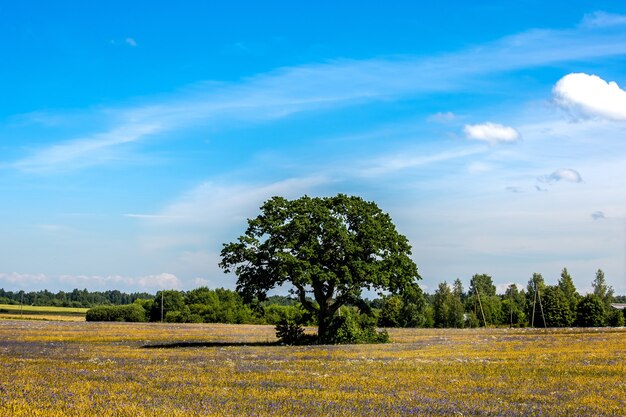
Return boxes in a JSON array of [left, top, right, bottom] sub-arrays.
[[86, 304, 146, 322], [150, 290, 186, 322], [379, 295, 404, 327], [558, 267, 579, 313], [321, 308, 389, 345], [526, 273, 547, 327], [220, 194, 420, 342], [576, 294, 607, 327], [592, 269, 614, 308], [263, 304, 313, 326], [0, 288, 154, 308], [542, 286, 575, 327], [186, 288, 258, 324], [433, 281, 464, 328], [607, 307, 624, 327], [433, 282, 452, 328], [275, 319, 309, 345], [467, 274, 502, 326], [502, 284, 527, 327], [378, 284, 430, 328]]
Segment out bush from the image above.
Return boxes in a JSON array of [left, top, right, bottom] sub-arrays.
[[263, 304, 313, 326], [275, 319, 307, 345], [576, 294, 607, 327], [321, 308, 389, 345], [607, 308, 625, 327], [86, 304, 147, 322]]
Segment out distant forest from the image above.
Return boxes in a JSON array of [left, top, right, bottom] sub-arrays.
[[0, 288, 154, 308], [2, 268, 625, 329]]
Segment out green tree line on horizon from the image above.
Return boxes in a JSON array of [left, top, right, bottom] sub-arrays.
[[75, 268, 624, 329], [4, 268, 624, 328]]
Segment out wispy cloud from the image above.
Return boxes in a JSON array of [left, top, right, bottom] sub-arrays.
[[124, 214, 185, 220], [125, 37, 138, 47], [14, 123, 162, 173], [581, 11, 626, 28], [538, 168, 583, 183], [11, 14, 626, 173], [427, 111, 457, 123], [362, 147, 486, 177]]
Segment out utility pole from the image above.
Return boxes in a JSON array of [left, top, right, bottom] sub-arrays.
[[20, 291, 24, 316], [160, 292, 164, 323], [531, 280, 537, 328], [509, 288, 513, 328], [475, 287, 487, 327]]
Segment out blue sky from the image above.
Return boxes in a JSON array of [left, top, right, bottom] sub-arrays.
[[2, 1, 626, 295]]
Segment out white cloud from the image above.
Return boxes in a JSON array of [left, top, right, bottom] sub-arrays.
[[193, 277, 212, 287], [553, 73, 626, 121], [464, 122, 521, 145], [581, 11, 626, 28], [137, 273, 180, 289], [538, 168, 583, 183], [125, 37, 138, 47], [58, 273, 181, 290], [0, 272, 49, 287]]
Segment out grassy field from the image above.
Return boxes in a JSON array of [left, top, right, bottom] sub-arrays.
[[0, 321, 624, 416], [0, 304, 88, 321]]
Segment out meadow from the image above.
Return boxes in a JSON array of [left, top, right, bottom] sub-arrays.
[[0, 320, 624, 416]]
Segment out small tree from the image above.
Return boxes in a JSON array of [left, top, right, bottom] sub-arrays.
[[433, 281, 452, 328], [576, 294, 607, 327], [558, 267, 579, 313], [150, 290, 185, 322], [220, 194, 420, 343], [502, 284, 526, 327], [542, 286, 575, 327], [526, 273, 546, 328], [592, 269, 614, 308], [467, 274, 502, 326]]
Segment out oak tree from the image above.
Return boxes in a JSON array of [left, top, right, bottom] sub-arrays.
[[219, 194, 420, 342]]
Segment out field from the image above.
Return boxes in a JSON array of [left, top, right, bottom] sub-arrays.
[[0, 304, 88, 321], [0, 321, 624, 416]]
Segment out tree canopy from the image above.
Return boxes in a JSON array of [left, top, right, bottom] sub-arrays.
[[219, 194, 420, 342]]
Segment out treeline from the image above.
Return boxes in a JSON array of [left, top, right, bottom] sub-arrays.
[[0, 288, 154, 308], [8, 267, 626, 328], [394, 268, 624, 329], [86, 268, 625, 328], [87, 288, 313, 325]]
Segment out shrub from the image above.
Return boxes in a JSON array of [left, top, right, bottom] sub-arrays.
[[86, 304, 146, 322], [607, 308, 624, 327], [321, 308, 389, 345], [275, 319, 306, 345], [576, 294, 607, 327]]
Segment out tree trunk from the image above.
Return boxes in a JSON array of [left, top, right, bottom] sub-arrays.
[[316, 298, 333, 343]]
